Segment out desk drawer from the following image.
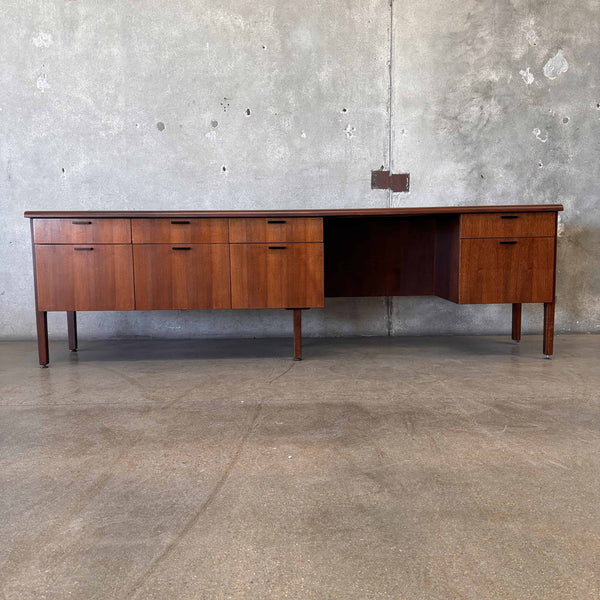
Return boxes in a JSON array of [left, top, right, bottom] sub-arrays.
[[33, 218, 131, 244], [230, 243, 324, 309], [35, 245, 134, 311], [460, 212, 556, 238], [133, 244, 231, 310], [132, 218, 229, 243], [229, 218, 323, 243], [459, 237, 555, 304]]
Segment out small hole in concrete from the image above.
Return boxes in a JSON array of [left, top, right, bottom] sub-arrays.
[[341, 108, 347, 113], [156, 122, 165, 131], [563, 117, 569, 123], [222, 165, 227, 172], [245, 108, 251, 116], [211, 120, 218, 128]]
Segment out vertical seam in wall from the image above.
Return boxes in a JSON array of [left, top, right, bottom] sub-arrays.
[[387, 0, 394, 210], [386, 0, 394, 337]]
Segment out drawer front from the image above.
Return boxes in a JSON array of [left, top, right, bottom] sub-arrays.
[[230, 243, 324, 309], [459, 238, 555, 304], [33, 218, 131, 244], [460, 212, 556, 238], [229, 217, 323, 243], [132, 218, 229, 244], [35, 245, 134, 311], [133, 244, 231, 310]]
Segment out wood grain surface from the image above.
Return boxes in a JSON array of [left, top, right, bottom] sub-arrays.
[[230, 243, 324, 309], [460, 212, 556, 238], [35, 245, 134, 310], [229, 217, 323, 243], [33, 218, 131, 244], [459, 238, 555, 303], [132, 218, 229, 244], [25, 205, 563, 220], [133, 244, 231, 310]]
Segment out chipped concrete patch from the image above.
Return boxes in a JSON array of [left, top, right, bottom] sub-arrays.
[[32, 32, 53, 48], [544, 50, 569, 80], [520, 68, 535, 85], [36, 73, 50, 92], [521, 21, 539, 47], [344, 124, 355, 138], [532, 128, 548, 143]]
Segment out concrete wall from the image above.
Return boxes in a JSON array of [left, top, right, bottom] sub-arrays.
[[1, 0, 598, 340]]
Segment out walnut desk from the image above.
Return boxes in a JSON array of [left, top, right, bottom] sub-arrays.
[[25, 205, 563, 366]]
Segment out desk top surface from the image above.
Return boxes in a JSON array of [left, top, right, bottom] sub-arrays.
[[25, 204, 563, 219]]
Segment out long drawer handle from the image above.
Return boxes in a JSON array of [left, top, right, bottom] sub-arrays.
[[74, 247, 94, 251], [172, 247, 191, 250], [499, 241, 518, 245], [72, 221, 92, 225], [267, 220, 286, 224], [171, 220, 191, 225], [268, 246, 287, 250], [500, 215, 519, 220]]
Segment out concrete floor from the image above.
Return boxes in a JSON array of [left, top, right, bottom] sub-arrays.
[[0, 335, 599, 600]]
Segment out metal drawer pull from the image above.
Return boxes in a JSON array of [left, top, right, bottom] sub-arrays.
[[74, 247, 94, 251], [268, 246, 287, 250], [500, 215, 519, 219], [171, 220, 191, 224], [72, 221, 92, 225], [172, 247, 191, 250], [499, 241, 518, 245], [267, 220, 286, 224]]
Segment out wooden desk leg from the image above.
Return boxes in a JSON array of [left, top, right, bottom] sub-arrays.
[[293, 309, 302, 361], [512, 303, 522, 342], [36, 311, 49, 367], [543, 301, 555, 359], [67, 311, 78, 352]]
